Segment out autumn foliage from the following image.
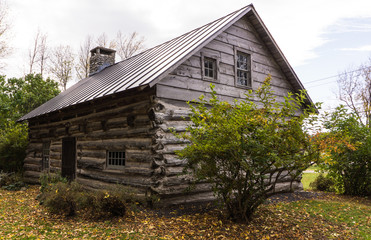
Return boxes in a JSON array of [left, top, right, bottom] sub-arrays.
[[313, 106, 370, 196]]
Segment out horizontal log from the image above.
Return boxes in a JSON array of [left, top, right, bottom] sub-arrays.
[[77, 150, 106, 159], [77, 138, 152, 150], [23, 170, 42, 180], [78, 127, 154, 141], [50, 159, 61, 168], [77, 157, 105, 170], [24, 163, 41, 172], [158, 191, 215, 206], [77, 169, 153, 186], [151, 182, 211, 196], [24, 157, 41, 165]]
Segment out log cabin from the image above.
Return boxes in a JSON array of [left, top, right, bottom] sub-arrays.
[[19, 4, 314, 205]]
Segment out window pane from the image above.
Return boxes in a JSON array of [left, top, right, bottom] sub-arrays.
[[204, 57, 216, 79]]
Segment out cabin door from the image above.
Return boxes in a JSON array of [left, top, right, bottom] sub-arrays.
[[62, 137, 76, 180]]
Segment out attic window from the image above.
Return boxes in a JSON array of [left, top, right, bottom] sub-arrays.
[[236, 51, 252, 88], [201, 53, 219, 81], [204, 57, 216, 79], [107, 151, 126, 169]]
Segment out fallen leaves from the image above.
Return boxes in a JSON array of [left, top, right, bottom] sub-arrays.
[[0, 186, 370, 239]]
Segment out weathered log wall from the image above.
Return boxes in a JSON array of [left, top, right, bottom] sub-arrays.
[[24, 87, 157, 193]]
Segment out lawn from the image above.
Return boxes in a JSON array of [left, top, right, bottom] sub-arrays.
[[301, 172, 319, 190], [0, 186, 370, 239]]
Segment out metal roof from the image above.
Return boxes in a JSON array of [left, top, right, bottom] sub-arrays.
[[19, 4, 313, 121]]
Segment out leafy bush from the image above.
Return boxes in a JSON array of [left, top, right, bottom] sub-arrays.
[[0, 121, 28, 172], [309, 174, 335, 192], [39, 172, 68, 193], [38, 175, 144, 218], [176, 77, 320, 222], [41, 181, 84, 216], [0, 171, 27, 191], [318, 106, 371, 196]]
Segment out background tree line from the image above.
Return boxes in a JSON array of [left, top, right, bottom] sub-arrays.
[[0, 1, 145, 172], [28, 30, 145, 91]]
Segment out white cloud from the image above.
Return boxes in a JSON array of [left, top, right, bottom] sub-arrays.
[[340, 45, 371, 51]]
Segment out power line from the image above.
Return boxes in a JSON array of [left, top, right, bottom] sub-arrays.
[[304, 66, 368, 85]]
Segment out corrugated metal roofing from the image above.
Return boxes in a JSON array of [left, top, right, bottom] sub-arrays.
[[19, 4, 313, 121]]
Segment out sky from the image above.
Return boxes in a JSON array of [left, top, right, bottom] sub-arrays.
[[3, 0, 371, 111]]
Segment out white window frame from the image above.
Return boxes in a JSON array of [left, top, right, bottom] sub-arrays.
[[234, 47, 253, 89]]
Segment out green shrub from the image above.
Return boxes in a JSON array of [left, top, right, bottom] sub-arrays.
[[0, 122, 28, 172], [39, 172, 68, 193], [175, 78, 320, 222], [41, 181, 84, 216], [320, 106, 371, 196], [38, 178, 144, 218], [309, 174, 335, 192], [0, 171, 27, 191]]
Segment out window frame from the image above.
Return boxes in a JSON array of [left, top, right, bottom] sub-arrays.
[[106, 150, 126, 170], [234, 47, 253, 89], [201, 52, 220, 82], [42, 141, 50, 171]]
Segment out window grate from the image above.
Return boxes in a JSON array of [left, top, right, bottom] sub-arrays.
[[107, 151, 125, 169], [42, 141, 50, 170]]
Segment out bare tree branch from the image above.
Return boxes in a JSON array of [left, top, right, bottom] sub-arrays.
[[76, 35, 93, 80], [96, 33, 116, 49], [49, 45, 74, 91], [337, 61, 371, 127], [115, 31, 145, 61], [38, 33, 49, 77], [0, 0, 11, 69]]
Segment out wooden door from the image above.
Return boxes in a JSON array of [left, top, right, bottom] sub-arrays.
[[62, 137, 76, 180]]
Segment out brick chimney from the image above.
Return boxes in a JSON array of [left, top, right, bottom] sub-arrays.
[[89, 47, 116, 76]]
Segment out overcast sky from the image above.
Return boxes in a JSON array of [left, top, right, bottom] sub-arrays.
[[4, 0, 371, 110]]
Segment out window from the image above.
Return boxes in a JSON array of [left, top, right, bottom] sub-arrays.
[[107, 151, 125, 169], [204, 57, 216, 79], [201, 53, 219, 81], [236, 51, 251, 87], [42, 141, 50, 170]]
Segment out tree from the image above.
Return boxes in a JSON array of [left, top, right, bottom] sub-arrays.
[[0, 0, 11, 70], [76, 35, 93, 80], [0, 74, 60, 124], [316, 106, 370, 196], [337, 61, 371, 128], [28, 30, 49, 75], [96, 32, 116, 49], [115, 31, 145, 61], [49, 45, 74, 91], [176, 77, 319, 222], [75, 32, 145, 81], [0, 74, 60, 172]]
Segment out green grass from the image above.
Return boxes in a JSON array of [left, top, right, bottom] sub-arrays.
[[301, 172, 319, 190], [276, 196, 371, 239]]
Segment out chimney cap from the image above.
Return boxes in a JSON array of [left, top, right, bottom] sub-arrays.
[[90, 46, 116, 55]]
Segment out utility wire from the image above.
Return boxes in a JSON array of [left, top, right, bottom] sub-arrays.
[[304, 66, 368, 85]]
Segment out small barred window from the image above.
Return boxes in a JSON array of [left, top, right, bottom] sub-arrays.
[[107, 151, 125, 169]]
